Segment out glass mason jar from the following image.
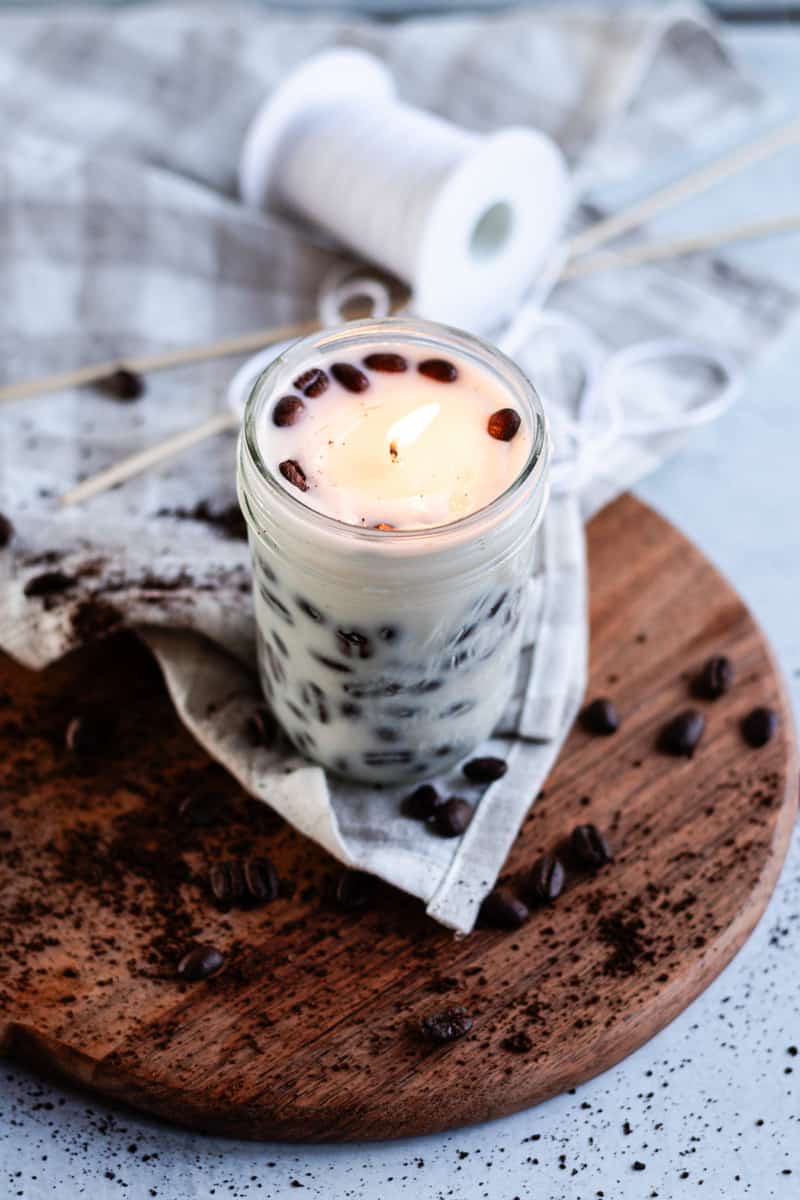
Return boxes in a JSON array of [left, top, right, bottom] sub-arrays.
[[237, 316, 550, 785]]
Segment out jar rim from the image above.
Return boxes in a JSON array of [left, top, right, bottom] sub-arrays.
[[239, 315, 549, 545]]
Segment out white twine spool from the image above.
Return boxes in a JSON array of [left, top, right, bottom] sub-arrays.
[[239, 48, 569, 333]]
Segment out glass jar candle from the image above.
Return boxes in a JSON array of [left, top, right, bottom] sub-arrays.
[[237, 316, 550, 784]]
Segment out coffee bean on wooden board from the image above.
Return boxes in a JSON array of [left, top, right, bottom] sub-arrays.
[[95, 367, 145, 401], [580, 697, 620, 736], [419, 1006, 473, 1043], [402, 784, 443, 820], [741, 706, 778, 748], [479, 887, 529, 929], [177, 944, 226, 982], [331, 362, 369, 393], [336, 869, 376, 911], [463, 757, 507, 783], [569, 824, 613, 869], [293, 367, 329, 397], [65, 712, 113, 755], [501, 1031, 533, 1054], [418, 358, 458, 383], [431, 797, 473, 837], [210, 858, 279, 906], [0, 512, 13, 548], [487, 408, 521, 442], [660, 709, 705, 757], [694, 654, 735, 700], [527, 853, 565, 904], [279, 459, 308, 492]]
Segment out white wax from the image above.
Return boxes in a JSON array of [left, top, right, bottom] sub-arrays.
[[257, 344, 532, 530]]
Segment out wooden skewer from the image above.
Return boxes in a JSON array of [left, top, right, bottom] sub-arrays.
[[0, 317, 319, 406], [566, 114, 800, 259], [561, 212, 800, 280], [59, 410, 240, 508]]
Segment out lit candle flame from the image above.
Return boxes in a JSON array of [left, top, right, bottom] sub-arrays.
[[385, 402, 440, 457]]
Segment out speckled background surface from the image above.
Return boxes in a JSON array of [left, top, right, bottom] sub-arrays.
[[1, 19, 800, 1200]]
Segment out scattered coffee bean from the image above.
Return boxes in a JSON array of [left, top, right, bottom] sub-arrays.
[[340, 701, 362, 718], [65, 712, 112, 755], [243, 857, 280, 902], [96, 367, 145, 402], [660, 709, 705, 757], [432, 797, 473, 837], [741, 705, 778, 748], [336, 869, 375, 911], [373, 523, 395, 531], [570, 823, 613, 868], [527, 853, 565, 904], [24, 570, 76, 598], [502, 1031, 533, 1054], [293, 367, 329, 398], [279, 459, 308, 492], [364, 352, 408, 373], [331, 362, 369, 393], [419, 1005, 473, 1043], [463, 756, 507, 783], [403, 783, 443, 820], [0, 512, 13, 548], [581, 697, 620, 736], [179, 791, 225, 827], [487, 408, 521, 442], [694, 654, 735, 700], [480, 886, 529, 929], [418, 358, 458, 383], [273, 396, 305, 427], [247, 705, 279, 748], [177, 944, 226, 982], [210, 860, 246, 905]]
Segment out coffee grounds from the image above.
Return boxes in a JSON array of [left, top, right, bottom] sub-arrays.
[[155, 499, 247, 541]]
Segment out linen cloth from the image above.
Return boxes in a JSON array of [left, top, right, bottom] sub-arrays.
[[0, 3, 796, 932]]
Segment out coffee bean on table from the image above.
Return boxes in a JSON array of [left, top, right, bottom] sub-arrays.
[[419, 1006, 473, 1043], [694, 654, 735, 700], [463, 756, 507, 783], [293, 367, 329, 397], [65, 712, 112, 755], [331, 362, 369, 393], [432, 797, 473, 837], [273, 396, 305, 427], [243, 857, 280, 902], [279, 459, 308, 492], [660, 709, 705, 757], [480, 886, 529, 929], [403, 784, 443, 820], [336, 869, 375, 911], [487, 408, 521, 442], [418, 358, 458, 383], [527, 853, 565, 903], [581, 697, 620, 736], [210, 860, 246, 905], [0, 512, 13, 548], [96, 367, 145, 401], [502, 1031, 533, 1054], [741, 706, 778, 748], [569, 823, 613, 868], [364, 352, 408, 373], [177, 944, 226, 982]]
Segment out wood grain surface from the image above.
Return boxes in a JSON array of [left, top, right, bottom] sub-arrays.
[[0, 494, 796, 1142]]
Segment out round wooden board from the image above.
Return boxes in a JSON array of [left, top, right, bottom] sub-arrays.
[[0, 494, 796, 1142]]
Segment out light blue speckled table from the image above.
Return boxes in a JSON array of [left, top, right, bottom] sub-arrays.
[[2, 21, 799, 1200]]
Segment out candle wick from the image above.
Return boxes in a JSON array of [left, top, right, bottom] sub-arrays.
[[389, 441, 399, 463]]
